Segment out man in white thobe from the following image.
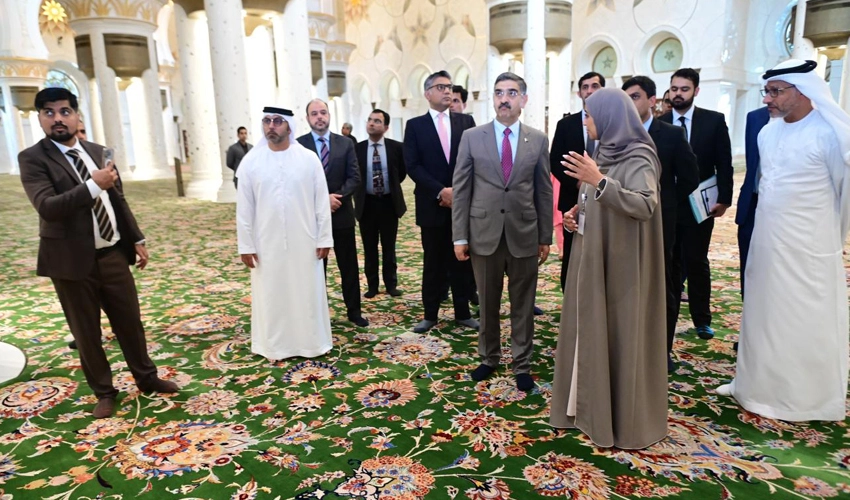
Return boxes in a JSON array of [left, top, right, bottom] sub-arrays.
[[717, 60, 850, 421], [236, 106, 334, 360]]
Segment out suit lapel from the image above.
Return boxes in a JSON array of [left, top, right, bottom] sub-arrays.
[[449, 112, 464, 159], [42, 139, 83, 185], [508, 123, 532, 186], [689, 107, 702, 149], [483, 122, 503, 184], [422, 112, 447, 166]]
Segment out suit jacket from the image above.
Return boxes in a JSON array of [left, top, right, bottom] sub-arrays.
[[225, 142, 252, 172], [660, 107, 733, 224], [18, 138, 144, 281], [452, 121, 553, 258], [404, 111, 476, 227], [354, 137, 407, 219], [735, 106, 771, 225], [647, 118, 700, 221], [550, 112, 585, 213], [297, 132, 361, 229]]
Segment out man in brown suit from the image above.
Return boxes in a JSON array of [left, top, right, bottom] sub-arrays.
[[18, 88, 178, 419]]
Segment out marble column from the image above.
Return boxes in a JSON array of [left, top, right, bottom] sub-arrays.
[[841, 39, 850, 114], [522, 0, 546, 130], [89, 30, 129, 170], [486, 46, 507, 122], [205, 0, 251, 203], [245, 24, 276, 142], [274, 0, 313, 134], [88, 78, 106, 146], [0, 84, 25, 174], [136, 31, 171, 180], [547, 43, 572, 139], [174, 5, 222, 201], [792, 0, 816, 60]]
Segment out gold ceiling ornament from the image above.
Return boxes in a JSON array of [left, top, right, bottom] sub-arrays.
[[58, 0, 166, 25], [0, 58, 51, 80], [40, 0, 71, 37]]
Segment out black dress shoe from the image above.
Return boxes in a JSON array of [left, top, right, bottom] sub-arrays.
[[533, 305, 544, 316], [469, 291, 480, 306], [471, 364, 495, 381], [364, 289, 378, 299], [667, 356, 677, 373], [516, 373, 535, 391], [733, 341, 739, 352], [68, 340, 77, 350], [387, 288, 402, 297], [349, 316, 369, 327]]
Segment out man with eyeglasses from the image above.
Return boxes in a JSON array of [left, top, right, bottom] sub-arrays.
[[18, 88, 179, 419], [660, 67, 733, 343], [237, 106, 335, 361], [716, 59, 850, 422], [297, 99, 368, 327], [452, 72, 552, 392], [549, 71, 605, 292], [404, 70, 478, 334], [622, 76, 699, 372]]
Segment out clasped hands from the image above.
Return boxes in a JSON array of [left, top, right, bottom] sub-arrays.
[[455, 244, 550, 266]]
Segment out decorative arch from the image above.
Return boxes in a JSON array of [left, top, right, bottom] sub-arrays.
[[633, 26, 690, 80], [407, 63, 433, 99], [575, 35, 623, 86], [378, 70, 402, 105], [446, 57, 473, 90]]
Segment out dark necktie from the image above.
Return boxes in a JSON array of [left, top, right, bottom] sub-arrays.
[[679, 116, 688, 141], [318, 137, 329, 170], [372, 144, 385, 195], [66, 149, 114, 241], [501, 128, 513, 183]]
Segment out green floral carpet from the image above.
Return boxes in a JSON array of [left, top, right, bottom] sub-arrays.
[[0, 174, 848, 500]]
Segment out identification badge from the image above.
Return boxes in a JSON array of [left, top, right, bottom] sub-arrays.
[[577, 212, 585, 235]]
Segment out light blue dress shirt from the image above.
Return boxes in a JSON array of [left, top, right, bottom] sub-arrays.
[[311, 131, 331, 156], [493, 120, 520, 164]]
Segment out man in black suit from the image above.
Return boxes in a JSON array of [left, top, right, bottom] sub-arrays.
[[354, 109, 406, 298], [404, 70, 479, 333], [549, 71, 604, 291], [297, 99, 368, 327], [660, 68, 733, 341], [623, 76, 700, 371], [18, 88, 179, 419]]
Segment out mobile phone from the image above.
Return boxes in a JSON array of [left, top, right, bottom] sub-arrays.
[[102, 148, 114, 168]]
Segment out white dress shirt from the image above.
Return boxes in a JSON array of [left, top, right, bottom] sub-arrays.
[[51, 139, 121, 249], [643, 115, 653, 132], [672, 105, 695, 143]]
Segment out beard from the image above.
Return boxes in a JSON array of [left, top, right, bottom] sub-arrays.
[[671, 95, 694, 111], [47, 126, 74, 143]]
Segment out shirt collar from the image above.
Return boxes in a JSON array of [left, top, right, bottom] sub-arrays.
[[369, 136, 386, 147], [673, 105, 695, 123], [51, 138, 81, 155], [493, 119, 520, 137], [428, 108, 449, 120], [311, 130, 331, 142], [643, 115, 653, 131]]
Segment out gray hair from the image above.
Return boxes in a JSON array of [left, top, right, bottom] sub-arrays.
[[494, 72, 527, 95], [424, 70, 452, 91], [342, 122, 353, 129]]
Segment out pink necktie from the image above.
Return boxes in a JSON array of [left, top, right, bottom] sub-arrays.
[[501, 128, 513, 183], [437, 112, 450, 163]]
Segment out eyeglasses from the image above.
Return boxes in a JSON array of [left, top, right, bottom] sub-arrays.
[[426, 83, 453, 92], [494, 89, 523, 98], [262, 117, 286, 126], [760, 85, 796, 98]]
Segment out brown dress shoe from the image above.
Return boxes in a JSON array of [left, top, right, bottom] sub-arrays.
[[139, 378, 179, 394], [93, 398, 115, 419]]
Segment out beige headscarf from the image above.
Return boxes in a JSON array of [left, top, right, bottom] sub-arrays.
[[585, 88, 660, 172]]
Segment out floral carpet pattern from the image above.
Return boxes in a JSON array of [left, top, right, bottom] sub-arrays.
[[0, 173, 849, 500]]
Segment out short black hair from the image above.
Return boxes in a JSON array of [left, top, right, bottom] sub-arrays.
[[578, 72, 606, 90], [494, 72, 527, 94], [35, 87, 78, 111], [621, 76, 657, 98], [237, 126, 247, 134], [370, 109, 390, 126], [671, 68, 699, 87], [452, 85, 469, 103], [424, 70, 452, 91]]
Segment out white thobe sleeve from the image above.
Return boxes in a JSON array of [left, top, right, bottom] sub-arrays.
[[236, 161, 257, 254], [313, 159, 334, 248]]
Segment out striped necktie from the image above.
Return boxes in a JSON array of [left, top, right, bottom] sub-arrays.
[[318, 137, 329, 170], [66, 149, 115, 241]]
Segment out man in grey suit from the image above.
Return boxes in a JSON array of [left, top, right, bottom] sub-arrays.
[[452, 72, 553, 392]]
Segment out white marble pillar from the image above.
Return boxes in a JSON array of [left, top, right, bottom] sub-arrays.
[[274, 0, 313, 133], [312, 42, 329, 101], [245, 25, 277, 139], [88, 79, 106, 146], [205, 0, 250, 203], [547, 43, 572, 139], [174, 5, 222, 201], [0, 83, 25, 174], [522, 0, 546, 130], [89, 30, 128, 170], [486, 46, 505, 122], [135, 32, 171, 180], [841, 39, 850, 114], [792, 0, 816, 60]]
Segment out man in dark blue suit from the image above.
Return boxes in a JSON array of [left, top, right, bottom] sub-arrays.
[[736, 106, 770, 297], [404, 70, 479, 333]]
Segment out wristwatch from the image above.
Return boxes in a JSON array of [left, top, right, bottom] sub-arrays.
[[595, 177, 608, 192]]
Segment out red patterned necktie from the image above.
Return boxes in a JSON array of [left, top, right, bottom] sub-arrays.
[[501, 128, 513, 183]]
